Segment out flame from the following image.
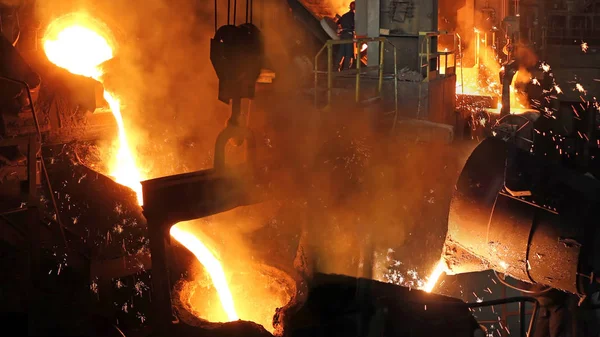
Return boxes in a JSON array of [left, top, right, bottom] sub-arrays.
[[455, 45, 530, 114], [170, 225, 239, 321], [422, 259, 446, 293], [42, 14, 144, 204]]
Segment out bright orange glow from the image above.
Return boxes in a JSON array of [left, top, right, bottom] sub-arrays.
[[422, 259, 446, 293], [44, 24, 112, 79], [329, 0, 353, 15], [456, 45, 530, 114], [42, 14, 144, 204], [170, 225, 239, 321]]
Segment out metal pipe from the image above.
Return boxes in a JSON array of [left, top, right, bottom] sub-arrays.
[[519, 301, 526, 337], [378, 39, 384, 94], [245, 0, 249, 22], [314, 43, 327, 108], [392, 41, 398, 133], [327, 42, 333, 107], [500, 60, 518, 116], [527, 301, 539, 337], [233, 0, 237, 25], [147, 217, 172, 335], [227, 0, 231, 25], [356, 40, 361, 103], [426, 37, 431, 80], [464, 296, 539, 309]]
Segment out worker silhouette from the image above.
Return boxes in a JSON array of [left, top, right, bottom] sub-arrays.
[[336, 1, 355, 71]]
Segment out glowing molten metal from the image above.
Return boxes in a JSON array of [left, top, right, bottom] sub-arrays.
[[43, 15, 241, 326], [43, 15, 144, 204], [423, 260, 446, 293], [171, 225, 239, 321]]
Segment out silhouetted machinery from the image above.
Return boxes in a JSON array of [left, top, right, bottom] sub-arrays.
[[442, 93, 600, 297]]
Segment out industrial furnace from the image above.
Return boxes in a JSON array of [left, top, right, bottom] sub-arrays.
[[2, 0, 600, 337]]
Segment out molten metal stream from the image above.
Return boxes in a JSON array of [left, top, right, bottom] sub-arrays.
[[171, 225, 239, 321], [423, 260, 446, 293], [43, 16, 238, 320], [43, 21, 143, 204]]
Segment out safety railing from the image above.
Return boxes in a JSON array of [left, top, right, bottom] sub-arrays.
[[467, 296, 539, 337], [418, 31, 458, 82], [313, 37, 398, 121], [0, 75, 68, 249]]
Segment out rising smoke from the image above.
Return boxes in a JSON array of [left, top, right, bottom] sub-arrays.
[[33, 0, 471, 290]]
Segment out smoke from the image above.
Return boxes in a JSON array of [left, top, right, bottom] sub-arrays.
[[0, 0, 24, 7], [34, 0, 471, 298]]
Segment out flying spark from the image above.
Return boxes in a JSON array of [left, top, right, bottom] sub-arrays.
[[581, 41, 589, 53], [541, 62, 551, 72], [575, 83, 586, 94], [554, 85, 563, 94]]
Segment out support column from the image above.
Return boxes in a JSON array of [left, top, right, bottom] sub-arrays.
[[355, 0, 381, 66], [147, 218, 173, 334], [27, 136, 40, 336]]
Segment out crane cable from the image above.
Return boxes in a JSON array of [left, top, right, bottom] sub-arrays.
[[215, 0, 254, 32]]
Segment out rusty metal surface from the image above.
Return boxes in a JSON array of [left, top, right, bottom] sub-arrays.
[[444, 136, 600, 294], [141, 166, 267, 225]]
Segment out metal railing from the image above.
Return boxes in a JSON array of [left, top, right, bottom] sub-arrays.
[[467, 296, 540, 337], [313, 37, 398, 121], [418, 31, 458, 82], [0, 75, 68, 249]]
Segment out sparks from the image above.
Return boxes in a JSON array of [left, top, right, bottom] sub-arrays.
[[575, 83, 587, 94], [42, 13, 144, 205], [554, 84, 563, 94], [422, 259, 446, 293], [581, 41, 589, 53], [170, 225, 239, 321], [541, 62, 551, 72]]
